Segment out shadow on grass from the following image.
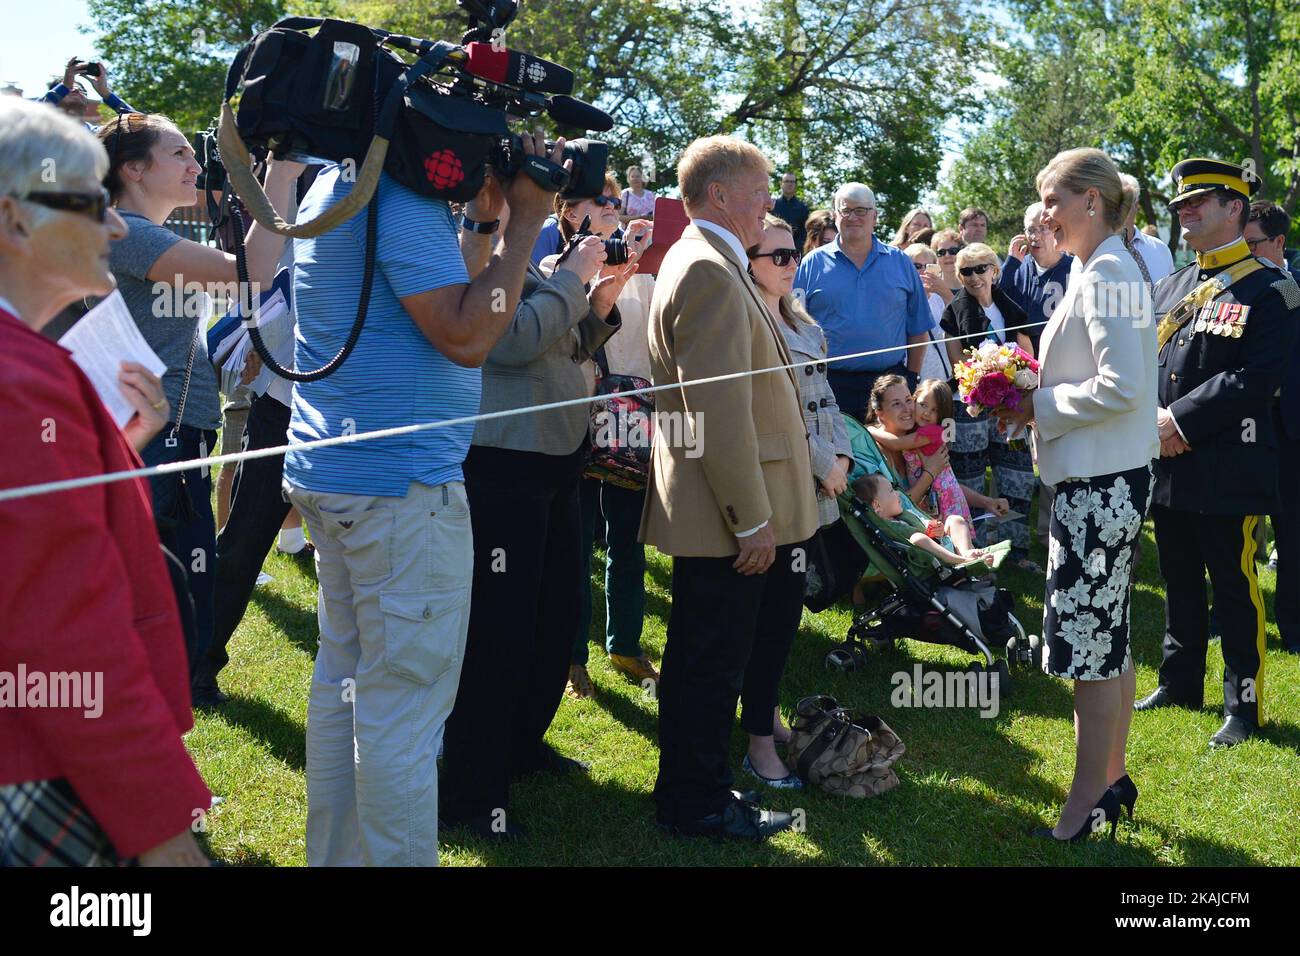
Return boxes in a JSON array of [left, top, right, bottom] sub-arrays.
[[250, 585, 319, 658], [216, 694, 307, 772]]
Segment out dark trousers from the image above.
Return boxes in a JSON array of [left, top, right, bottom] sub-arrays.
[[203, 394, 293, 690], [1274, 435, 1299, 650], [1152, 504, 1268, 724], [654, 543, 807, 824], [441, 441, 588, 821], [573, 477, 648, 665], [826, 364, 917, 423], [140, 424, 217, 692]]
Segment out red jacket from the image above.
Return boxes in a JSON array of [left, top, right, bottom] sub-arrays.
[[0, 308, 211, 858]]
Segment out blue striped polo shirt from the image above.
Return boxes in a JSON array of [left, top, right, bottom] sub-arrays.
[[284, 167, 475, 496]]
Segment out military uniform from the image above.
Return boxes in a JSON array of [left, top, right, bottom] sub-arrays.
[[1144, 159, 1300, 741]]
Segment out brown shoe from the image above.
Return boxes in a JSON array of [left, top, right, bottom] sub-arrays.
[[566, 664, 595, 700], [609, 653, 660, 685]]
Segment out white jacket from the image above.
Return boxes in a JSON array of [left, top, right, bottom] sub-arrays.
[[1032, 234, 1159, 487]]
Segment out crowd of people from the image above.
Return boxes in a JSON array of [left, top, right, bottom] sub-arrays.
[[2, 55, 1298, 864]]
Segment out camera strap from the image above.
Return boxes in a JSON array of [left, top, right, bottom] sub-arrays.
[[229, 42, 455, 382], [217, 41, 455, 239]]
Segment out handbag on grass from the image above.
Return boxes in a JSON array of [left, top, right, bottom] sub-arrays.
[[585, 346, 654, 490], [786, 695, 905, 798]]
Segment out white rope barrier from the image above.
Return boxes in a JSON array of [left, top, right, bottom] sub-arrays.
[[0, 319, 1047, 503]]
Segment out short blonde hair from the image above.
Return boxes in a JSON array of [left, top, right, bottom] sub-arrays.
[[1036, 147, 1132, 231], [955, 242, 999, 271], [677, 136, 771, 215], [904, 242, 936, 263], [931, 228, 962, 252]]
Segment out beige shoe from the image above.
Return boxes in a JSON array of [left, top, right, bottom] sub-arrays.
[[609, 653, 660, 685], [566, 664, 595, 700]]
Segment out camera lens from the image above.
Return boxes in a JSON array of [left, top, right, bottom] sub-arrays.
[[603, 238, 628, 265]]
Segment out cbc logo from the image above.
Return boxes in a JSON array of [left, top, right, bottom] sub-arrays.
[[527, 62, 547, 84]]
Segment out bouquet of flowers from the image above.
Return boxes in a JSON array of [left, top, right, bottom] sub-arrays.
[[954, 340, 1040, 444]]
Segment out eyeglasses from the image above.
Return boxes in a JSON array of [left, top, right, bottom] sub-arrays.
[[752, 248, 800, 267], [959, 263, 993, 277], [1244, 236, 1274, 249], [13, 186, 111, 223], [593, 195, 623, 210], [838, 206, 876, 219], [936, 246, 962, 257]]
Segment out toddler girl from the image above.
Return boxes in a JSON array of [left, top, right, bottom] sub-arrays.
[[868, 379, 1009, 556]]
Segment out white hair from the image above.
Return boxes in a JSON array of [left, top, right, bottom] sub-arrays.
[[1118, 172, 1140, 198], [1023, 201, 1044, 229], [834, 182, 876, 212], [0, 97, 106, 225]]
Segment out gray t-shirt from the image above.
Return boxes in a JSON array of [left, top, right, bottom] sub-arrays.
[[109, 211, 221, 430]]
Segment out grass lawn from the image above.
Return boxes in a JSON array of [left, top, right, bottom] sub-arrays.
[[189, 499, 1300, 866]]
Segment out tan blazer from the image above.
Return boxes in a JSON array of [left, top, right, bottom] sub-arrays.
[[639, 224, 819, 557]]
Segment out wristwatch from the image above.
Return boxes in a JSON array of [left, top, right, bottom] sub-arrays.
[[461, 215, 500, 234]]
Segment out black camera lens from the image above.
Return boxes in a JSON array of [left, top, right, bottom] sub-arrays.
[[83, 62, 102, 78], [603, 238, 628, 265]]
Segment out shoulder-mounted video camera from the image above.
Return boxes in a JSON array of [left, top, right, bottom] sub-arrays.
[[217, 0, 612, 237], [212, 0, 616, 381]]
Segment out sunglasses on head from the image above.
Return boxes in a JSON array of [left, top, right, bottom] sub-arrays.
[[936, 246, 962, 257], [14, 186, 111, 223], [751, 248, 800, 267], [959, 263, 992, 277], [593, 194, 623, 210]]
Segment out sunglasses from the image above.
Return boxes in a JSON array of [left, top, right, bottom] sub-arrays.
[[936, 246, 962, 257], [752, 248, 800, 267], [592, 195, 623, 210], [14, 186, 111, 223], [959, 263, 992, 277]]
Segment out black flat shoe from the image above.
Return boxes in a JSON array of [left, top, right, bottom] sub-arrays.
[[1209, 716, 1257, 748], [1134, 686, 1201, 712], [667, 796, 794, 841], [192, 688, 230, 710], [1031, 789, 1121, 843], [1109, 774, 1138, 821], [514, 742, 591, 779]]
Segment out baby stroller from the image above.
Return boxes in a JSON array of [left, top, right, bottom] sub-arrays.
[[804, 416, 1037, 696]]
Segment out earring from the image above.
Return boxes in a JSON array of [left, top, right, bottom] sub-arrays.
[[1088, 206, 1096, 217]]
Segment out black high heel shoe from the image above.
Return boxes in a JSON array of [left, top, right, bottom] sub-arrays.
[[1109, 774, 1138, 821], [1031, 789, 1121, 843]]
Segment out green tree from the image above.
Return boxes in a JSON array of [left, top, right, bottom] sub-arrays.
[[942, 0, 1300, 249], [88, 0, 295, 133], [87, 0, 984, 228]]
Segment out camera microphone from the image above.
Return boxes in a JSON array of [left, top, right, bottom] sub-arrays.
[[546, 95, 613, 133], [462, 42, 574, 95]]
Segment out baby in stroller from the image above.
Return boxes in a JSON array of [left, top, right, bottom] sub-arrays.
[[853, 472, 996, 568]]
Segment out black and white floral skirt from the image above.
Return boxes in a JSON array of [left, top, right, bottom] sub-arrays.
[[1042, 463, 1154, 681]]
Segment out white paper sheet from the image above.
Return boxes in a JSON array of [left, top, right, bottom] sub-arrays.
[[59, 291, 169, 429]]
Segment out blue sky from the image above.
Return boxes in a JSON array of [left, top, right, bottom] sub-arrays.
[[2, 0, 101, 96]]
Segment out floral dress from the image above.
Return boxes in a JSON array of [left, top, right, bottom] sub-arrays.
[[901, 449, 972, 523], [1042, 463, 1154, 680]]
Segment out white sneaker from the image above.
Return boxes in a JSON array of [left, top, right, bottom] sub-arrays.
[[1268, 550, 1278, 571], [256, 571, 274, 587]]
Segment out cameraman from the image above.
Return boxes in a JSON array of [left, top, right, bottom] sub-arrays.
[[440, 189, 644, 839], [283, 131, 566, 867]]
